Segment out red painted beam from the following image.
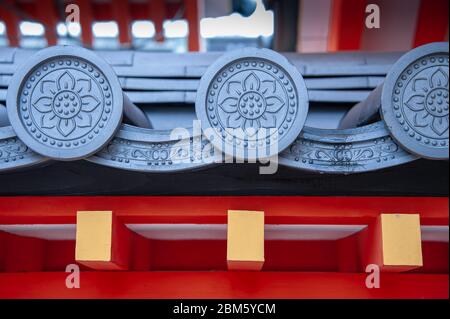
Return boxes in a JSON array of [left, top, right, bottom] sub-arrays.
[[87, 1, 174, 23], [0, 231, 45, 272], [413, 0, 449, 47], [0, 196, 447, 225], [0, 272, 447, 299], [337, 232, 360, 272], [12, 0, 34, 17], [166, 2, 183, 19], [328, 0, 366, 51], [76, 0, 94, 47], [414, 242, 449, 274], [149, 240, 341, 272], [129, 3, 149, 21], [183, 0, 201, 51], [91, 2, 112, 21], [111, 0, 131, 46], [1, 236, 446, 273]]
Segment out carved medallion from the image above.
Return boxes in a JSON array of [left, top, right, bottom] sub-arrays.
[[381, 42, 449, 159], [7, 46, 123, 160], [196, 48, 308, 160]]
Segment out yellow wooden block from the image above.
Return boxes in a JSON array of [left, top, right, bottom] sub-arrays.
[[227, 210, 264, 271], [75, 211, 113, 263], [380, 214, 423, 270]]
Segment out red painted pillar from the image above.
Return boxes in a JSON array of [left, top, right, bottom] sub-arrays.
[[76, 0, 94, 47], [149, 0, 166, 42], [183, 0, 201, 51], [112, 0, 131, 46], [413, 0, 449, 47], [327, 0, 366, 51], [35, 0, 58, 46], [0, 0, 20, 47]]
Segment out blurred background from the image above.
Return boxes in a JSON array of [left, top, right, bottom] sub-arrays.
[[0, 0, 448, 130], [0, 0, 448, 52]]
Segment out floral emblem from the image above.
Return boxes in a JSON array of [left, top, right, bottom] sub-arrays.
[[404, 68, 449, 136], [197, 51, 308, 161], [9, 49, 122, 161], [218, 72, 285, 133], [31, 71, 101, 137]]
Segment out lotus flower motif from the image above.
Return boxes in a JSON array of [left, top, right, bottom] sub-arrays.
[[405, 68, 449, 136], [218, 72, 285, 132], [32, 71, 101, 137]]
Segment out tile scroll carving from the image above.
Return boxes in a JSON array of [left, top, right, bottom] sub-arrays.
[[279, 122, 418, 174], [88, 125, 216, 172], [0, 121, 423, 174], [0, 126, 48, 172]]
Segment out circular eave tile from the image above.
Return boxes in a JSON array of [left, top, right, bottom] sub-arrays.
[[195, 48, 309, 160], [381, 42, 449, 160], [7, 46, 123, 161]]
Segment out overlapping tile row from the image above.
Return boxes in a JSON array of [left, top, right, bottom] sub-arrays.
[[0, 42, 448, 173]]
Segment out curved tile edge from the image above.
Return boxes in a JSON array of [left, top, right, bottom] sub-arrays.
[[279, 122, 418, 174], [0, 126, 49, 173], [0, 122, 422, 174]]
